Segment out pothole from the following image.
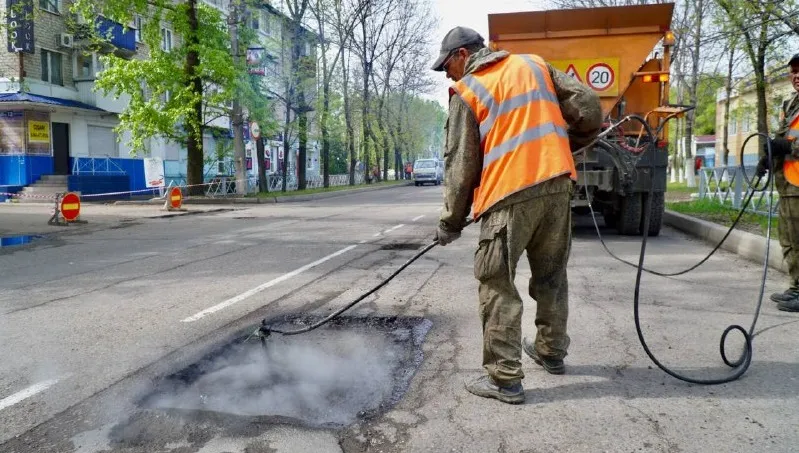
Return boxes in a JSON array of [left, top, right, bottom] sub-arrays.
[[380, 243, 425, 251], [138, 316, 432, 429]]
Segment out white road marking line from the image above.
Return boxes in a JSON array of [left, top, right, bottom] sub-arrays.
[[412, 215, 425, 222], [181, 245, 358, 323], [373, 232, 382, 237], [358, 240, 367, 244], [0, 379, 59, 411], [384, 224, 405, 234]]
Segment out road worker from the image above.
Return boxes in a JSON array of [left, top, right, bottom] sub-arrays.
[[758, 54, 799, 311], [431, 26, 602, 404]]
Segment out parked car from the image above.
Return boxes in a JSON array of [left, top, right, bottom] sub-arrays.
[[413, 159, 443, 186]]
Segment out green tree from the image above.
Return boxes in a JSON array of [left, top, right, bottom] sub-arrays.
[[70, 0, 239, 195], [693, 74, 725, 136]]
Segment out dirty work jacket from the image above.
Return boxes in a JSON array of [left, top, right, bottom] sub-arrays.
[[450, 53, 575, 219]]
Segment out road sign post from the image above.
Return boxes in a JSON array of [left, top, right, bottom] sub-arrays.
[[163, 186, 186, 212], [48, 192, 88, 226]]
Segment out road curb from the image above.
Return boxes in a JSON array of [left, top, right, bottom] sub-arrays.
[[663, 209, 786, 274], [112, 182, 412, 206]]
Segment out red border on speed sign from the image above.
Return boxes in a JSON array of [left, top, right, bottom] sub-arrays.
[[586, 63, 615, 91], [60, 192, 81, 222], [169, 186, 183, 209]]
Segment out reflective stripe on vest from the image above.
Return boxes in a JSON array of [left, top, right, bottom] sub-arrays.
[[785, 109, 799, 186], [451, 54, 575, 218]]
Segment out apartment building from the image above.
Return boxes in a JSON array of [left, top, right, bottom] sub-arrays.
[[0, 0, 318, 197], [714, 69, 794, 167]]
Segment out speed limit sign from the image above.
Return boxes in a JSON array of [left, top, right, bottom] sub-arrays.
[[586, 63, 615, 91]]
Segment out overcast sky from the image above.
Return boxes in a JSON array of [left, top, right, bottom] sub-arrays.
[[425, 0, 547, 108]]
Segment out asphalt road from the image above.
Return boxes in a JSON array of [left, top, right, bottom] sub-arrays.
[[1, 185, 798, 453]]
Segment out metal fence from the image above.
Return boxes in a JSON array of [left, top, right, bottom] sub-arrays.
[[697, 165, 780, 216]]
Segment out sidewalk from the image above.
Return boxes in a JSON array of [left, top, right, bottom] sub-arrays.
[[0, 182, 412, 237], [0, 202, 233, 237], [114, 181, 413, 206], [663, 209, 787, 274]]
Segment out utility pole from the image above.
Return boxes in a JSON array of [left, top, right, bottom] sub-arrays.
[[229, 0, 248, 195]]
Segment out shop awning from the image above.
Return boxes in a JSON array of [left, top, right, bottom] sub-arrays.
[[0, 92, 107, 112]]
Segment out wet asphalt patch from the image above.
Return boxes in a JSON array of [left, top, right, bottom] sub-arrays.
[[137, 316, 432, 430]]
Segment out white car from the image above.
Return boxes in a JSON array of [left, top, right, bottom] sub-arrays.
[[413, 159, 443, 186]]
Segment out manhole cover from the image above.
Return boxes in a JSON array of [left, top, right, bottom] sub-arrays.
[[139, 316, 432, 429], [380, 243, 425, 251]]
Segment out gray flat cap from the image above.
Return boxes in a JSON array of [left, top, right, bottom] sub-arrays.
[[431, 26, 485, 72]]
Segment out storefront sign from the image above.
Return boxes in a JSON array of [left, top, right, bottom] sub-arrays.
[[28, 120, 49, 143], [6, 0, 34, 54]]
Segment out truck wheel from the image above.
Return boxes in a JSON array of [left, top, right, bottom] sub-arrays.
[[602, 207, 617, 229], [616, 193, 642, 236], [640, 192, 665, 237]]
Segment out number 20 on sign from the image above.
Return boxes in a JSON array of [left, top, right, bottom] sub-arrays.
[[549, 58, 620, 97]]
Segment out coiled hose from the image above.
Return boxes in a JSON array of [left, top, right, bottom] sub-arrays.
[[583, 114, 775, 384]]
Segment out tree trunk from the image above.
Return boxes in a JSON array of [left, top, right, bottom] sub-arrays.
[[184, 0, 204, 196], [256, 136, 267, 192], [362, 60, 372, 183], [282, 104, 291, 193], [298, 98, 307, 190], [722, 45, 735, 167], [754, 46, 769, 149], [684, 0, 703, 188], [343, 55, 356, 185], [322, 81, 331, 188]]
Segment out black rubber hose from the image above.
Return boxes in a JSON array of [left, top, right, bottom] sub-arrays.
[[584, 115, 775, 384], [259, 220, 474, 339]]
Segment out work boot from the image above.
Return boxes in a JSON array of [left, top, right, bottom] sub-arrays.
[[770, 286, 799, 303], [778, 296, 799, 312], [522, 337, 565, 375], [464, 375, 525, 404]]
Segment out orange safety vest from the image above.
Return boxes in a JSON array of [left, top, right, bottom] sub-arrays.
[[450, 54, 575, 219], [785, 108, 799, 187]]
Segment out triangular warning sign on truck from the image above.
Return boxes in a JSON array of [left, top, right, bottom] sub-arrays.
[[564, 64, 582, 82]]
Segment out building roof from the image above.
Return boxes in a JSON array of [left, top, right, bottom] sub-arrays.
[[0, 92, 106, 112]]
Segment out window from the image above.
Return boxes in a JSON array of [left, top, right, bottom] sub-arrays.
[[161, 27, 172, 52], [41, 50, 63, 86], [251, 12, 260, 31], [76, 52, 93, 79], [263, 14, 271, 35], [728, 117, 737, 135], [133, 15, 143, 43], [39, 0, 59, 13], [742, 115, 750, 132]]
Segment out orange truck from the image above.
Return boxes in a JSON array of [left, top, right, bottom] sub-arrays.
[[488, 3, 686, 236]]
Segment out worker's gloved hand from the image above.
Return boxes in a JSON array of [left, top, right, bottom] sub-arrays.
[[764, 137, 793, 158], [435, 226, 461, 246], [755, 155, 769, 178]]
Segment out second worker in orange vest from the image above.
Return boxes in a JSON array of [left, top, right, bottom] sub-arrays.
[[431, 27, 602, 404]]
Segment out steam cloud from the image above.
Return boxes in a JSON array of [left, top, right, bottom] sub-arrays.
[[150, 330, 404, 426]]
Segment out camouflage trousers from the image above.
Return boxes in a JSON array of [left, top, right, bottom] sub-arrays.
[[778, 195, 799, 287], [474, 189, 572, 385]]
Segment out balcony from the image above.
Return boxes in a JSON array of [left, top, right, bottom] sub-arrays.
[[94, 17, 137, 55]]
